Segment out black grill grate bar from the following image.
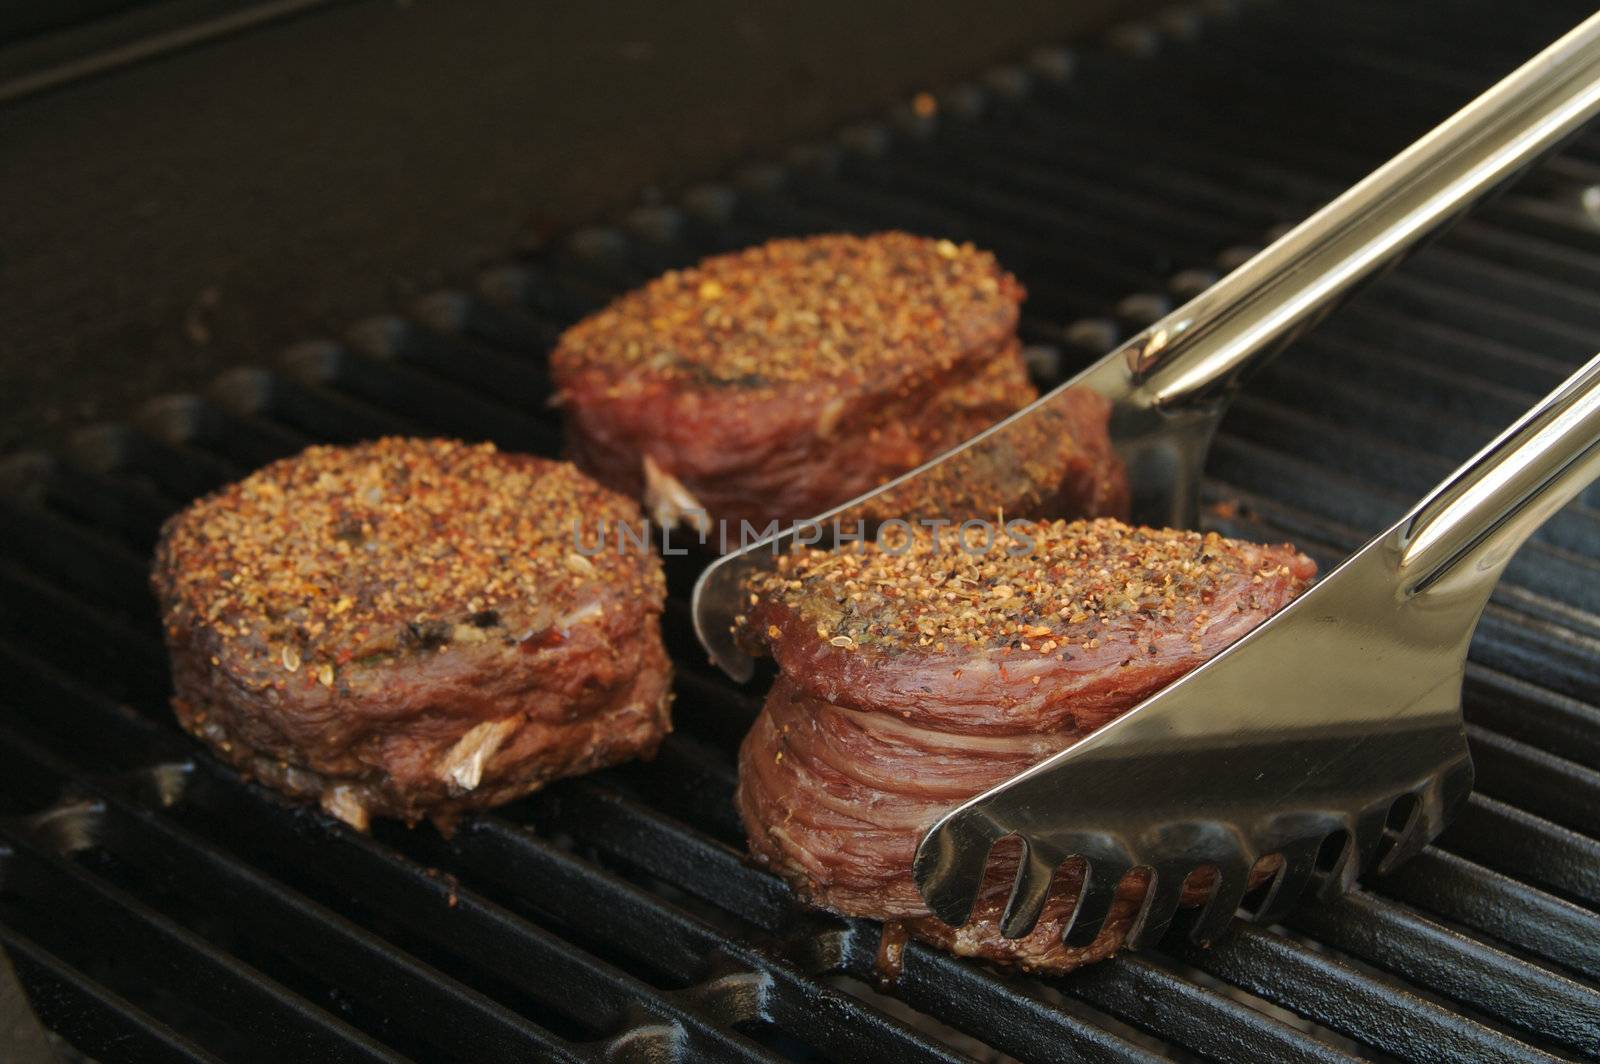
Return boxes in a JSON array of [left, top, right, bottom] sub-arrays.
[[1223, 388, 1600, 536], [1379, 849, 1600, 984], [1323, 305, 1585, 393], [1237, 357, 1598, 514], [0, 728, 594, 1064], [1167, 925, 1563, 1064], [303, 337, 564, 452], [211, 362, 422, 445], [925, 115, 1600, 284], [0, 797, 408, 1062], [439, 820, 989, 1064], [277, 342, 562, 458], [530, 784, 795, 937], [864, 944, 1174, 1064], [0, 844, 413, 1064], [897, 111, 1600, 272], [1216, 397, 1600, 579], [1462, 663, 1600, 772], [0, 561, 168, 706], [1063, 955, 1367, 1064], [1443, 797, 1600, 909], [344, 315, 555, 412], [0, 723, 76, 815], [0, 632, 190, 761], [1467, 725, 1600, 837], [715, 180, 1182, 320], [0, 494, 153, 617], [134, 394, 310, 474], [0, 926, 226, 1064], [1243, 347, 1600, 464], [1045, 6, 1600, 186], [881, 57, 1600, 231], [1287, 891, 1600, 1056], [1392, 248, 1600, 326], [10, 455, 174, 554], [411, 289, 565, 354], [1024, 45, 1600, 211], [166, 767, 794, 1064], [1357, 272, 1600, 357], [1252, 355, 1546, 461], [63, 424, 238, 508], [1243, 346, 1600, 518], [818, 160, 1239, 287]]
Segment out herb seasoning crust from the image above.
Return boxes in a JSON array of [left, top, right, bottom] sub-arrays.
[[551, 232, 1125, 536], [152, 437, 672, 830]]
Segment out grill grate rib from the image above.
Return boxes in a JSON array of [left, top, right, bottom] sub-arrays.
[[5, 0, 1600, 1060]]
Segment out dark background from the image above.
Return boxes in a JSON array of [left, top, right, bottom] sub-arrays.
[[0, 0, 1148, 454]]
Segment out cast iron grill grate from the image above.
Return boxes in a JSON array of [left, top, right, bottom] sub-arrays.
[[4, 1, 1600, 1060]]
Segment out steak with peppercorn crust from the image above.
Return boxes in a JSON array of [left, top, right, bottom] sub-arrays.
[[152, 437, 672, 831], [550, 232, 1126, 538], [735, 518, 1314, 973]]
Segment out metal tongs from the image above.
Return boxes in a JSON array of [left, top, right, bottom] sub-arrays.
[[916, 350, 1600, 947], [693, 13, 1600, 941]]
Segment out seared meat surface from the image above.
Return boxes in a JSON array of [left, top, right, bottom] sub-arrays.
[[551, 232, 1125, 538], [737, 518, 1314, 972], [153, 437, 672, 830]]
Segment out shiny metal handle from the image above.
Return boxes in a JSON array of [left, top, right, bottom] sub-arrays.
[[1124, 11, 1600, 411], [1398, 352, 1600, 600]]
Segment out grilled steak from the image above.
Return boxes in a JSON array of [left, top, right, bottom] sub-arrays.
[[550, 232, 1126, 539], [152, 438, 672, 831], [736, 518, 1315, 972]]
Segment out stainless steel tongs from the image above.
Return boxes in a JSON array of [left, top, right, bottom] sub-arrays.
[[914, 350, 1600, 947], [692, 14, 1600, 937]]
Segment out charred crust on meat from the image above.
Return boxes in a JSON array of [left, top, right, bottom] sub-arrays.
[[401, 620, 453, 652]]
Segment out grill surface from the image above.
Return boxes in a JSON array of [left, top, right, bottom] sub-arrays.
[[5, 2, 1600, 1061]]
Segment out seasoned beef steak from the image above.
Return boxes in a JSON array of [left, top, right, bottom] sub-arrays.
[[152, 438, 672, 830], [736, 518, 1315, 972], [550, 232, 1125, 538]]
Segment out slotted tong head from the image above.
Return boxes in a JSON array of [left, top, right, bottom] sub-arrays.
[[694, 12, 1600, 946]]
